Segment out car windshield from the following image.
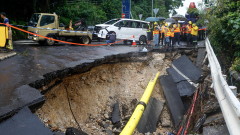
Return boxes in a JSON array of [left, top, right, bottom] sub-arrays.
[[29, 14, 40, 26], [104, 19, 120, 25]]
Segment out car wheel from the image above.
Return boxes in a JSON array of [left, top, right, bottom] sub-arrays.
[[45, 35, 56, 46], [139, 35, 147, 45], [80, 36, 91, 44]]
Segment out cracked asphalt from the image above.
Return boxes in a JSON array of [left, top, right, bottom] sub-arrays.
[[0, 40, 141, 107]]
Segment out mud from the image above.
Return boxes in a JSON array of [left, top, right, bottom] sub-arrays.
[[34, 52, 174, 134]]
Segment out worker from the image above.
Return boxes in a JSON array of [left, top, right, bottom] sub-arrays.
[[106, 32, 116, 46], [191, 23, 199, 47], [174, 23, 181, 46], [146, 23, 152, 46], [170, 24, 175, 47], [153, 22, 160, 47], [160, 21, 166, 46], [0, 12, 13, 51], [186, 21, 192, 46], [164, 24, 171, 50]]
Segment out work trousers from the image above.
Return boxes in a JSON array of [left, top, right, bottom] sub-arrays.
[[174, 32, 180, 45], [192, 35, 198, 46], [154, 34, 159, 46], [187, 33, 192, 46]]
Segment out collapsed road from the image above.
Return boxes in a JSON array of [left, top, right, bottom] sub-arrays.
[[0, 40, 231, 135]]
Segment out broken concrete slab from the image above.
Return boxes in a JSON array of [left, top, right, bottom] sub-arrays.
[[137, 97, 164, 133], [0, 85, 44, 120], [0, 107, 52, 135], [203, 124, 229, 135], [196, 48, 206, 68], [0, 51, 17, 61], [203, 113, 225, 126], [172, 55, 201, 83], [176, 81, 196, 97], [159, 75, 185, 127], [167, 67, 186, 83]]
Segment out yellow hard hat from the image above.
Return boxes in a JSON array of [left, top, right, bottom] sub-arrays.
[[165, 23, 168, 27], [154, 22, 158, 25], [178, 23, 181, 27], [192, 23, 196, 27], [189, 21, 192, 24], [173, 24, 177, 28]]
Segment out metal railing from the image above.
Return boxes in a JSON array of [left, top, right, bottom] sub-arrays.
[[205, 38, 240, 135]]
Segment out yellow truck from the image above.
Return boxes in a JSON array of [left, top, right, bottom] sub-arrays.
[[27, 13, 92, 45]]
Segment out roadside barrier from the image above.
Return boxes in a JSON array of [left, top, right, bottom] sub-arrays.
[[120, 72, 160, 135], [0, 23, 127, 46], [205, 38, 240, 135]]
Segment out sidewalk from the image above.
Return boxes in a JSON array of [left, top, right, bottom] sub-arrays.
[[0, 51, 17, 61]]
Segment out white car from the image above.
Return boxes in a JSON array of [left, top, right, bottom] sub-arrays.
[[95, 18, 149, 45]]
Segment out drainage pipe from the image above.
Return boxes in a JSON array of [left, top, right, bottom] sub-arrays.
[[120, 72, 160, 135]]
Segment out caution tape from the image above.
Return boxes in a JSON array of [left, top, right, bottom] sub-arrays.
[[0, 23, 128, 46]]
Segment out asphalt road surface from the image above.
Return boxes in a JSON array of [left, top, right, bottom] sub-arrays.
[[0, 40, 142, 107]]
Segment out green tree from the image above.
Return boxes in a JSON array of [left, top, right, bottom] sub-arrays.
[[207, 0, 240, 71]]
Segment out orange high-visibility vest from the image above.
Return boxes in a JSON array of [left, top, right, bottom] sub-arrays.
[[174, 27, 181, 33], [153, 30, 159, 35], [161, 26, 165, 33]]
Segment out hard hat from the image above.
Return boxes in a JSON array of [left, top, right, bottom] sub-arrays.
[[189, 21, 192, 24], [192, 23, 196, 27], [154, 22, 158, 25], [165, 23, 168, 27], [178, 23, 181, 27], [173, 24, 177, 28]]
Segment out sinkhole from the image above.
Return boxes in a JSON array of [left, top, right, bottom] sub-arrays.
[[33, 52, 180, 135]]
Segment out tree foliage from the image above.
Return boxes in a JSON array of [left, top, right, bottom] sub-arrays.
[[207, 0, 240, 71]]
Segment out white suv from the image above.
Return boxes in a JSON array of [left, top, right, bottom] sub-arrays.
[[96, 18, 149, 45]]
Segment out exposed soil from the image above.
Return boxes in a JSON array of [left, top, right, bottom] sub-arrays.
[[35, 53, 177, 134]]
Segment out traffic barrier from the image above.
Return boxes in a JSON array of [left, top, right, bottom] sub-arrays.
[[131, 35, 136, 46], [120, 72, 160, 135], [0, 23, 127, 46], [205, 38, 240, 135]]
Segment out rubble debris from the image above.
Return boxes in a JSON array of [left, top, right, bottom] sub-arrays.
[[111, 102, 121, 125], [65, 127, 88, 135], [203, 113, 224, 126], [193, 114, 206, 132], [196, 48, 206, 68], [203, 124, 229, 135], [160, 75, 185, 127], [137, 97, 164, 133]]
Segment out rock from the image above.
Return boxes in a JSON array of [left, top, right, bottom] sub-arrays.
[[65, 127, 88, 135], [111, 102, 121, 124], [104, 113, 109, 119]]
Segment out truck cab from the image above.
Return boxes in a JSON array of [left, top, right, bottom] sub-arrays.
[[28, 13, 92, 45]]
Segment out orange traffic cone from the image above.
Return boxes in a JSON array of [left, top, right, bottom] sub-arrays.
[[132, 35, 136, 46]]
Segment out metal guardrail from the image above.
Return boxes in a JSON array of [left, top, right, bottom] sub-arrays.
[[205, 38, 240, 135]]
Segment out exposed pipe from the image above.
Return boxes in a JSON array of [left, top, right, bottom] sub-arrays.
[[184, 88, 199, 135], [120, 72, 160, 135]]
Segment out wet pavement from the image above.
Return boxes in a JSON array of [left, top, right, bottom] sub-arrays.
[[0, 40, 141, 109]]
